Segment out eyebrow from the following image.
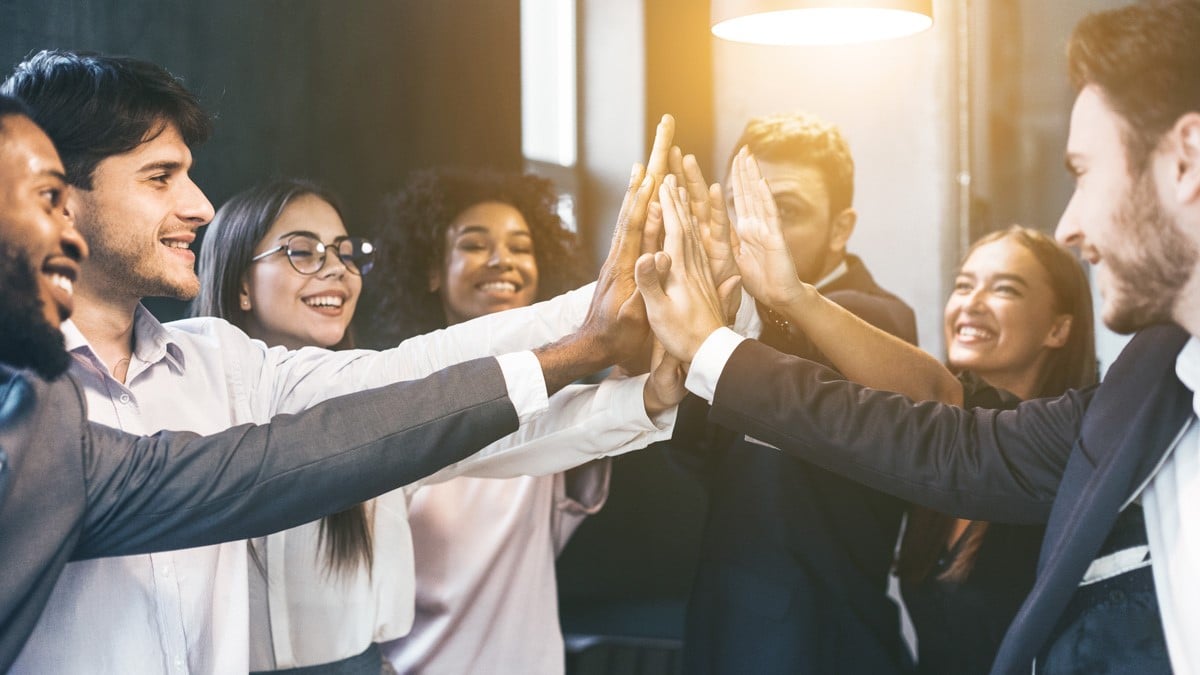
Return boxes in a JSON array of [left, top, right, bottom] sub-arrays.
[[957, 271, 1030, 286], [137, 160, 186, 174], [274, 230, 321, 241], [453, 225, 532, 237], [36, 168, 68, 183]]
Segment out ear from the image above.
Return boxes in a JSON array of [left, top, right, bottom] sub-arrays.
[[238, 275, 252, 311], [828, 207, 857, 254], [1173, 112, 1200, 205], [428, 266, 442, 293], [1043, 314, 1072, 349]]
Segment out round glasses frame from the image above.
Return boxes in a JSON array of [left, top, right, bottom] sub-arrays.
[[250, 234, 375, 276]]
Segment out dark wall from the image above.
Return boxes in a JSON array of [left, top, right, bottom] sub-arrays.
[[2, 0, 522, 318]]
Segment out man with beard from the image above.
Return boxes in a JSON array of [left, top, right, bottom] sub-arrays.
[[675, 113, 917, 675], [2, 52, 681, 673], [0, 94, 542, 671], [636, 1, 1200, 672]]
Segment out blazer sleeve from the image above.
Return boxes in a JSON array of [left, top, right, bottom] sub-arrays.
[[708, 339, 1093, 524], [72, 357, 518, 559]]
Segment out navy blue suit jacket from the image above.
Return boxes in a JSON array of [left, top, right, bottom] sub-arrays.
[[678, 256, 918, 675], [705, 323, 1191, 674]]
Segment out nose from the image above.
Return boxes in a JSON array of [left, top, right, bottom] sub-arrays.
[[1055, 196, 1082, 250], [317, 246, 348, 278], [487, 246, 514, 270], [58, 206, 89, 262], [179, 175, 216, 225]]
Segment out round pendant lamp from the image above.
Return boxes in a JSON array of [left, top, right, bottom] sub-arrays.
[[711, 0, 934, 45]]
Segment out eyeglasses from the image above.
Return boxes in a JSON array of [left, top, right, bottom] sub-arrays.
[[251, 234, 375, 276]]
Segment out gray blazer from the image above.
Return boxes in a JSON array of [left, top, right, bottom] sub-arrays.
[[0, 357, 517, 671]]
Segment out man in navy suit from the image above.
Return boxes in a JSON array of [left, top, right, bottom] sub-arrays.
[[636, 1, 1200, 673], [677, 113, 917, 674]]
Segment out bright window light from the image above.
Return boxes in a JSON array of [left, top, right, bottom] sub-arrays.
[[712, 8, 933, 45], [521, 0, 577, 166]]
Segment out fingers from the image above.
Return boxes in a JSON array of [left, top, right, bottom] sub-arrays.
[[669, 146, 685, 186], [646, 114, 676, 187], [643, 201, 664, 256], [608, 166, 656, 268], [682, 154, 712, 225]]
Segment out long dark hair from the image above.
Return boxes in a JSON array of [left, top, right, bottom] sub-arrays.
[[356, 168, 588, 345], [898, 225, 1097, 584], [192, 178, 372, 577]]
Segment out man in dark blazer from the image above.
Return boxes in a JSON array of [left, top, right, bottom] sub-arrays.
[[678, 113, 917, 674], [637, 2, 1200, 672]]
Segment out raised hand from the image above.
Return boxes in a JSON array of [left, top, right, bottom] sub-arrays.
[[730, 148, 808, 311], [534, 164, 656, 393], [681, 154, 741, 321], [642, 339, 688, 416], [635, 175, 734, 364]]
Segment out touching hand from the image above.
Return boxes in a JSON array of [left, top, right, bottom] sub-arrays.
[[635, 175, 734, 364], [730, 148, 809, 311], [681, 154, 741, 321], [643, 340, 687, 416]]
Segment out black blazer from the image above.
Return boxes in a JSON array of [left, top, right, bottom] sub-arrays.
[[0, 358, 518, 672], [704, 323, 1192, 674], [679, 256, 918, 675]]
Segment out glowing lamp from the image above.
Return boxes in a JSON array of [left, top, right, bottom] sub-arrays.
[[711, 0, 934, 45]]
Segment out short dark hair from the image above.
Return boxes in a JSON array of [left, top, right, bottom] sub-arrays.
[[1068, 0, 1200, 171], [1, 50, 212, 189], [0, 93, 32, 120], [357, 168, 588, 347], [728, 112, 855, 215]]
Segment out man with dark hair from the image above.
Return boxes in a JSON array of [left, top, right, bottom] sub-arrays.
[[2, 52, 680, 672], [680, 112, 917, 675], [639, 1, 1200, 672], [0, 94, 524, 672]]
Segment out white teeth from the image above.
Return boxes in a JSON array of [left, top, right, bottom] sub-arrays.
[[479, 281, 517, 293], [162, 240, 190, 249], [958, 326, 993, 340], [304, 295, 344, 308], [49, 273, 73, 297]]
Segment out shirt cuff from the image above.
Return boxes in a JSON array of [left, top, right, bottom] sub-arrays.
[[684, 327, 746, 403], [495, 350, 549, 426], [600, 373, 678, 432], [730, 287, 763, 339]]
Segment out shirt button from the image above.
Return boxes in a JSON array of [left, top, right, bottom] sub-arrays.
[[118, 393, 131, 404]]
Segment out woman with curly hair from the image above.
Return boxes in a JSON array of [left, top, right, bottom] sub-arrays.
[[357, 168, 604, 674]]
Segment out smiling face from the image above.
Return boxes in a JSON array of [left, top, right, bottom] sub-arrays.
[[241, 194, 362, 350], [0, 114, 88, 328], [432, 201, 539, 325], [944, 237, 1072, 399], [745, 159, 853, 284], [67, 121, 214, 305], [1056, 86, 1199, 333]]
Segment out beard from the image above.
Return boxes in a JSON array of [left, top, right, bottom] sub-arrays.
[[1101, 171, 1198, 334], [72, 197, 201, 302], [0, 243, 71, 380]]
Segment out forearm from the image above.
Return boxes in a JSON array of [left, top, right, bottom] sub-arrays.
[[76, 358, 519, 558], [778, 286, 963, 404], [423, 374, 674, 481]]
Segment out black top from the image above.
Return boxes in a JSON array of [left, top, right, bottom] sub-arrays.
[[900, 372, 1041, 675]]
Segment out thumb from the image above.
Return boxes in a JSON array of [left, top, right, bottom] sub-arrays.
[[717, 275, 742, 304], [635, 251, 670, 302]]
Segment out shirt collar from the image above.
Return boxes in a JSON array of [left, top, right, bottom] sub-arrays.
[[60, 304, 186, 375], [1174, 335, 1200, 417], [814, 259, 850, 291]]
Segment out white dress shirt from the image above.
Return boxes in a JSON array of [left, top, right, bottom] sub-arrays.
[[248, 377, 662, 671], [11, 284, 673, 674], [1139, 336, 1200, 673]]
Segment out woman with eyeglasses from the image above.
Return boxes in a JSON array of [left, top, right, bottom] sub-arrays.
[[193, 179, 391, 675]]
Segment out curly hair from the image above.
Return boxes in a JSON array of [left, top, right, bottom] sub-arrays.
[[357, 168, 588, 347]]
